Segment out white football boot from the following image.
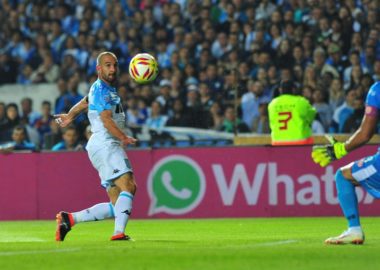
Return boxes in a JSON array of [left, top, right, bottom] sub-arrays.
[[325, 228, 364, 245]]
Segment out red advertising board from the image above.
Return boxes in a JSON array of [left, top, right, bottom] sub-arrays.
[[0, 145, 379, 220]]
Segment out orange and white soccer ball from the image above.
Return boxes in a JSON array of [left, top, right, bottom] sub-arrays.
[[128, 53, 158, 84]]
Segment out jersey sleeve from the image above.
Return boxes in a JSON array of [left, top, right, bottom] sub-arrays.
[[365, 82, 380, 108], [90, 84, 112, 113], [299, 97, 316, 123]]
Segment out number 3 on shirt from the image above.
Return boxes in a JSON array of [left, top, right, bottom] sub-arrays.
[[278, 112, 292, 130]]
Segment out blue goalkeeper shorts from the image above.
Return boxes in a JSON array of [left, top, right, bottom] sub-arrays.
[[351, 152, 380, 199]]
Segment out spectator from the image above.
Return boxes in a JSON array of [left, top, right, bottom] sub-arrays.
[[199, 82, 214, 112], [20, 97, 41, 126], [312, 114, 326, 134], [48, 20, 67, 63], [219, 105, 249, 133], [81, 124, 92, 149], [66, 75, 87, 131], [342, 97, 365, 133], [292, 44, 308, 69], [329, 87, 357, 133], [0, 102, 8, 141], [350, 32, 364, 53], [303, 64, 318, 89], [126, 97, 145, 127], [51, 125, 82, 151], [343, 50, 368, 90], [166, 98, 189, 127], [360, 73, 374, 96], [155, 79, 174, 115], [328, 78, 345, 113], [13, 37, 35, 64], [251, 102, 270, 134], [184, 84, 205, 128], [220, 105, 249, 133], [0, 125, 36, 153], [241, 80, 271, 131], [145, 101, 168, 130], [136, 98, 149, 125], [326, 43, 348, 77], [0, 53, 18, 85], [43, 119, 62, 150], [207, 101, 224, 130], [269, 23, 283, 50], [33, 101, 54, 145], [60, 53, 79, 80], [275, 39, 294, 70], [211, 32, 232, 59], [17, 64, 33, 85], [204, 63, 224, 99], [312, 47, 339, 80], [55, 78, 72, 114], [30, 52, 60, 83], [255, 0, 276, 21], [3, 103, 21, 141], [372, 59, 380, 82], [312, 89, 332, 131], [302, 85, 315, 104], [347, 65, 365, 91]]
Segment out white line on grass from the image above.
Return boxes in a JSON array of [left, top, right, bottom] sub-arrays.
[[220, 239, 299, 249], [0, 248, 81, 256], [0, 236, 46, 242], [254, 240, 298, 246]]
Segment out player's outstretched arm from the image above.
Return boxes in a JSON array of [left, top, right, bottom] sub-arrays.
[[100, 110, 137, 145], [312, 113, 377, 167], [344, 113, 377, 152], [54, 96, 89, 127]]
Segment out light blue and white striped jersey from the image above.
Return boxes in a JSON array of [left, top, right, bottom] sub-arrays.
[[88, 79, 126, 142]]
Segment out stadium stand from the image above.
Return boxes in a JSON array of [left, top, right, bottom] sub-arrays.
[[0, 0, 380, 150]]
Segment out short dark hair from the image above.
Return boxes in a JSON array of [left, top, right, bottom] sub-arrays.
[[13, 125, 26, 134], [279, 80, 296, 95]]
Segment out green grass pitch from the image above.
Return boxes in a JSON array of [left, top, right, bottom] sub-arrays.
[[1, 217, 380, 270]]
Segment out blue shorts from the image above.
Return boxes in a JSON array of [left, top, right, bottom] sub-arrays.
[[351, 152, 380, 198]]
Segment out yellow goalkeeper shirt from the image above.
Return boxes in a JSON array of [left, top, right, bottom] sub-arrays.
[[268, 94, 316, 145]]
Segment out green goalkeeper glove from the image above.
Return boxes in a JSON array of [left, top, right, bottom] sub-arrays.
[[311, 136, 348, 167]]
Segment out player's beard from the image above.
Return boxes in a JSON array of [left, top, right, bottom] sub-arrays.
[[102, 73, 117, 85]]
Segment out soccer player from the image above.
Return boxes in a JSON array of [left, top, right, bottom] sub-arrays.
[[54, 52, 137, 241], [312, 81, 380, 245], [268, 80, 316, 145]]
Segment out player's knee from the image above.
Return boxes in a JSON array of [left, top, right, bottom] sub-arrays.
[[335, 169, 351, 184], [340, 163, 355, 179], [335, 169, 344, 183], [338, 163, 359, 186]]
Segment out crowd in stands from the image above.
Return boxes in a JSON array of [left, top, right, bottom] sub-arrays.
[[0, 0, 380, 151]]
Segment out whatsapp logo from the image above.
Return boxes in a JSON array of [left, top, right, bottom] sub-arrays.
[[148, 155, 206, 215]]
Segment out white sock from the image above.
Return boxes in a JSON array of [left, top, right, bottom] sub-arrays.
[[73, 202, 114, 223], [113, 191, 133, 235]]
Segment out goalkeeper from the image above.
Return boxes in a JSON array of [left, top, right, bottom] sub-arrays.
[[312, 81, 380, 245]]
